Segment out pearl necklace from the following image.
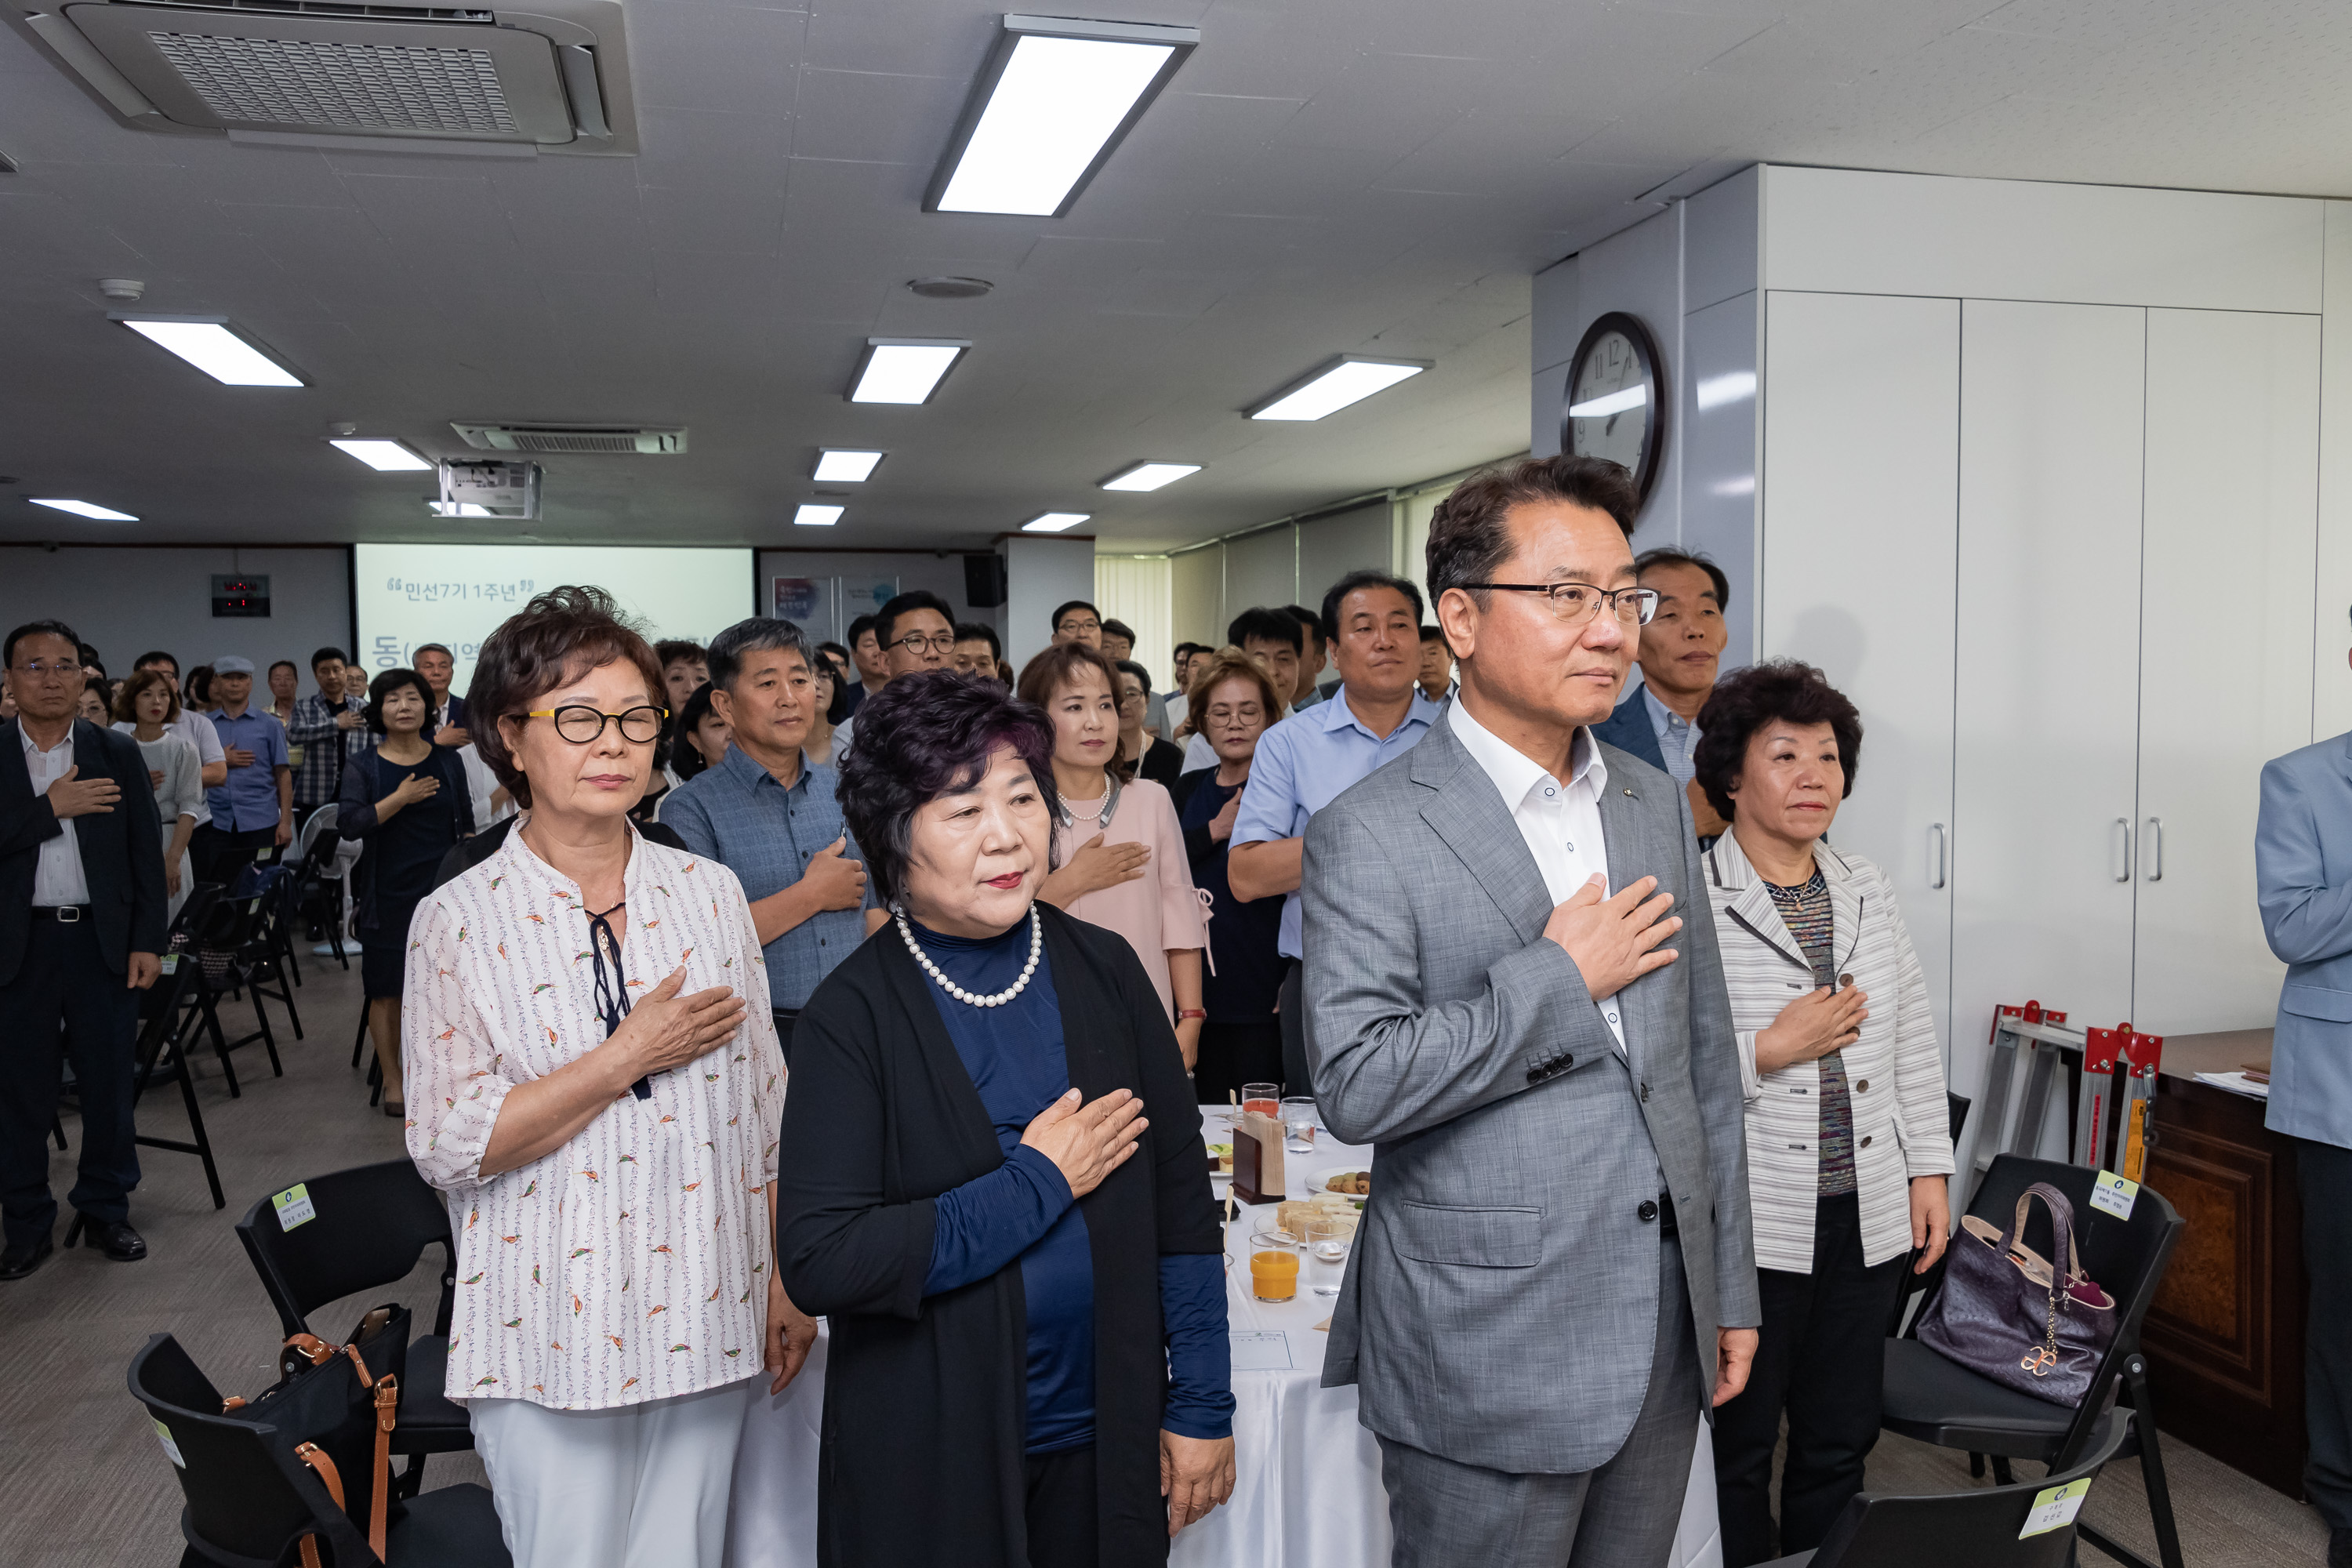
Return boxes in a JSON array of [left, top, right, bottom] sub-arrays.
[[898, 907, 1042, 1008]]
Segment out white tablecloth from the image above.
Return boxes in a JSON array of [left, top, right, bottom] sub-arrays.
[[723, 1111, 1723, 1568]]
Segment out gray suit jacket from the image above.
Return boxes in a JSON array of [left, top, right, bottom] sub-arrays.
[[1302, 706, 1760, 1474], [2257, 729, 2352, 1149]]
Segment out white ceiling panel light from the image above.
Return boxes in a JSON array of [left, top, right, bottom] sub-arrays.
[[31, 497, 138, 521], [813, 448, 885, 483], [848, 339, 969, 405], [1099, 461, 1200, 492], [794, 503, 845, 527], [328, 437, 432, 471], [1022, 511, 1089, 533], [115, 315, 303, 386], [1247, 355, 1431, 422], [928, 16, 1199, 219]]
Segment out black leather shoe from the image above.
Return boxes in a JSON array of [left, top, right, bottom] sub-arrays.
[[0, 1236, 53, 1280], [78, 1218, 147, 1262]]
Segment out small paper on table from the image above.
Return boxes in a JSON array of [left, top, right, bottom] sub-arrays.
[[2195, 1070, 2270, 1100], [1230, 1329, 1293, 1371]]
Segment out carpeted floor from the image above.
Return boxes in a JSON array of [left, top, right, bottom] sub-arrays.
[[0, 951, 2332, 1565]]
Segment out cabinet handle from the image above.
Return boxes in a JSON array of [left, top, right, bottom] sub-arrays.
[[2112, 817, 2132, 883], [1927, 823, 1947, 890], [2144, 817, 2162, 882]]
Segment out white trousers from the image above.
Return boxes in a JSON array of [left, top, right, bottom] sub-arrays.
[[470, 1377, 757, 1568]]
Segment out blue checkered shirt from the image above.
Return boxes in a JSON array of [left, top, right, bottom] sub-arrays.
[[288, 692, 369, 809]]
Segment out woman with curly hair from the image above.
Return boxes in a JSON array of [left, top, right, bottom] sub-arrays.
[[1693, 658, 1955, 1566]]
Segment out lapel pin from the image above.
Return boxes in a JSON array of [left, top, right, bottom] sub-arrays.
[[1622, 788, 1635, 797]]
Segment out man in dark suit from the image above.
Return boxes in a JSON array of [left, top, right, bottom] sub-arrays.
[[1, 619, 169, 1279], [416, 642, 471, 750], [1590, 546, 1733, 840]]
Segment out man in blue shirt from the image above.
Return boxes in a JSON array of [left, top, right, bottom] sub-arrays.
[[661, 618, 881, 1058], [192, 655, 291, 888], [1229, 570, 1442, 1091]]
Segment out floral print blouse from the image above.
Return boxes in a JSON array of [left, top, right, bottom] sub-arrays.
[[402, 823, 784, 1410]]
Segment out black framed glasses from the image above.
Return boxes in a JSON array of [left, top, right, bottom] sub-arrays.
[[524, 704, 668, 744], [1460, 583, 1659, 627], [1054, 617, 1101, 636], [894, 631, 957, 655]]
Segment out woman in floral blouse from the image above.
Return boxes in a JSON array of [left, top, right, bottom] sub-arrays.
[[404, 586, 811, 1568]]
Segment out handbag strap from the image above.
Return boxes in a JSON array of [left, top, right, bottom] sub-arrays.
[[279, 1336, 399, 1564], [293, 1443, 342, 1568], [1999, 1182, 2086, 1291]]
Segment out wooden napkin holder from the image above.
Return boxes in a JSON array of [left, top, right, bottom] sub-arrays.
[[1231, 1111, 1286, 1206]]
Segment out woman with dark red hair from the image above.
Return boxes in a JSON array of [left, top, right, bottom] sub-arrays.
[[777, 670, 1233, 1568]]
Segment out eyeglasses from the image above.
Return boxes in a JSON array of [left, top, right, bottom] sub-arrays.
[[1055, 618, 1101, 635], [9, 659, 80, 681], [894, 632, 957, 655], [1459, 582, 1659, 627], [524, 704, 668, 744]]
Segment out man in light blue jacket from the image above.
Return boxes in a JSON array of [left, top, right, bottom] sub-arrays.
[[2256, 671, 2352, 1568]]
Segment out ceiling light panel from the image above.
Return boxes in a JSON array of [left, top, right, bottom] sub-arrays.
[[928, 16, 1199, 219], [329, 438, 432, 471], [1022, 511, 1089, 533], [795, 504, 844, 527], [31, 497, 138, 521], [848, 339, 969, 405], [1248, 356, 1430, 422], [813, 449, 885, 483], [117, 317, 303, 386], [1099, 461, 1201, 492]]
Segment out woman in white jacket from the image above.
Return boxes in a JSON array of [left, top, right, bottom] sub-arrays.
[[1693, 659, 1955, 1567]]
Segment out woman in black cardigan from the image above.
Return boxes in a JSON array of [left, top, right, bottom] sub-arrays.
[[336, 666, 473, 1115], [777, 671, 1234, 1568]]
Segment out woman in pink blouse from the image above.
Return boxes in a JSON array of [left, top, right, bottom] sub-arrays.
[[1018, 643, 1209, 1069], [402, 587, 811, 1568]]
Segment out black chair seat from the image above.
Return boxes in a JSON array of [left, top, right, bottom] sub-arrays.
[[387, 1482, 510, 1567], [392, 1336, 475, 1453], [1880, 1338, 2076, 1458]]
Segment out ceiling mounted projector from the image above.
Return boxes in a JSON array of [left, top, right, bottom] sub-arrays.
[[15, 0, 638, 154], [437, 458, 539, 518]]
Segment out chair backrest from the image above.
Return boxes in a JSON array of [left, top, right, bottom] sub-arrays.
[[137, 947, 201, 1034], [1810, 1408, 2132, 1567], [1961, 1155, 2183, 1465], [1947, 1091, 1972, 1145], [168, 883, 225, 949], [236, 1160, 457, 1338], [127, 1333, 372, 1566]]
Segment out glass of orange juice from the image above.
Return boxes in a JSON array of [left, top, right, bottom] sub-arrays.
[[1249, 1229, 1301, 1303]]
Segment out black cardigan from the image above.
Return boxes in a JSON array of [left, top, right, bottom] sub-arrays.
[[776, 903, 1222, 1568], [336, 744, 474, 936]]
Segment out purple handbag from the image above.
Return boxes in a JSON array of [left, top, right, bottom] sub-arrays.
[[1917, 1181, 2118, 1406]]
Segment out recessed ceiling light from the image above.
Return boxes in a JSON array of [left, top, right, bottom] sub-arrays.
[[848, 339, 969, 405], [1247, 356, 1431, 422], [117, 317, 303, 387], [908, 276, 993, 299], [329, 438, 432, 472], [795, 504, 845, 527], [813, 449, 885, 483], [1022, 511, 1090, 533], [928, 16, 1199, 218], [30, 497, 136, 521], [1099, 461, 1201, 493]]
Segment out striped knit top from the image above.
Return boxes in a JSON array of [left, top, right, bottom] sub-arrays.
[[1763, 871, 1857, 1198]]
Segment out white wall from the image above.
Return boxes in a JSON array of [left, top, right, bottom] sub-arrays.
[[0, 544, 352, 679], [1170, 494, 1439, 651], [755, 550, 1000, 652], [999, 535, 1095, 672]]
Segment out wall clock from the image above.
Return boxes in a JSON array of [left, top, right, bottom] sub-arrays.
[[1562, 311, 1666, 510]]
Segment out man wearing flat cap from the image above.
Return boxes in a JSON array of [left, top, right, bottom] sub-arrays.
[[191, 655, 291, 888]]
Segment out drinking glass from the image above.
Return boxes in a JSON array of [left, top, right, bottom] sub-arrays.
[[1249, 1229, 1301, 1303], [1279, 1095, 1318, 1150], [1305, 1215, 1352, 1297], [1240, 1081, 1280, 1118]]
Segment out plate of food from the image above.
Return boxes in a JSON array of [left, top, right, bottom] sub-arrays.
[[1206, 1141, 1233, 1177], [1311, 1167, 1371, 1206]]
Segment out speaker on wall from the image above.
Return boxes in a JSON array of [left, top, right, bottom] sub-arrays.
[[964, 552, 1007, 608]]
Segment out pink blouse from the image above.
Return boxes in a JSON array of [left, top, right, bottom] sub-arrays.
[[1051, 776, 1209, 1018]]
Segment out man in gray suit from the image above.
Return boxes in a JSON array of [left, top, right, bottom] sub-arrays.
[[1304, 454, 1760, 1566], [2256, 630, 2352, 1568]]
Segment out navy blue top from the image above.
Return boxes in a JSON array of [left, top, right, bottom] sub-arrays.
[[915, 914, 1233, 1451], [1179, 775, 1287, 1023]]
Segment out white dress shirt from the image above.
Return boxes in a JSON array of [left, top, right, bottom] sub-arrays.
[[22, 724, 93, 906], [1449, 701, 1625, 1053]]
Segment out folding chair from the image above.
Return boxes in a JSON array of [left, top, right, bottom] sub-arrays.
[[129, 1333, 508, 1567], [1759, 1409, 2133, 1567], [1882, 1156, 2186, 1568], [1886, 1091, 1973, 1338], [234, 1160, 474, 1493], [189, 887, 284, 1095], [238, 866, 306, 1040]]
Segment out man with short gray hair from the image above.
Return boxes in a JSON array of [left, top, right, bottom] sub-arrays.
[[659, 618, 880, 1059]]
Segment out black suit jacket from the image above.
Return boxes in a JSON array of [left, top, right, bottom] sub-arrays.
[[0, 717, 169, 985]]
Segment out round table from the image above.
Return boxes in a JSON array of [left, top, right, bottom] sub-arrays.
[[721, 1109, 1725, 1567]]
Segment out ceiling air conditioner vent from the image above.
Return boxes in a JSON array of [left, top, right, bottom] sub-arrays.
[[20, 0, 637, 154], [452, 422, 686, 455]]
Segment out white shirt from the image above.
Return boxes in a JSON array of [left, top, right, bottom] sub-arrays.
[[404, 826, 785, 1411], [1449, 701, 1625, 1053], [170, 710, 223, 826], [22, 724, 93, 906], [1160, 691, 1188, 742]]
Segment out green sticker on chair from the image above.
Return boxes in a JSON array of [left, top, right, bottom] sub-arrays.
[[2018, 1478, 2089, 1537], [272, 1182, 316, 1231]]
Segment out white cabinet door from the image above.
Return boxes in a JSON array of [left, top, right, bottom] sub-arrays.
[[1950, 301, 2147, 1101], [1761, 291, 1960, 1054], [2134, 309, 2318, 1032]]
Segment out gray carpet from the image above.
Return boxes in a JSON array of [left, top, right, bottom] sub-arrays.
[[0, 953, 2332, 1565]]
